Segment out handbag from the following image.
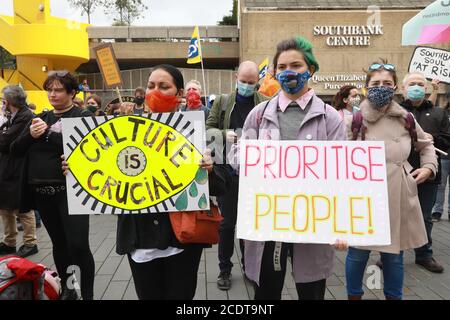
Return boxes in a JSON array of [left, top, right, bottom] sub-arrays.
[[169, 203, 223, 244]]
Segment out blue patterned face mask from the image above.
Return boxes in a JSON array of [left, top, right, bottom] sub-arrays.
[[367, 86, 395, 109], [276, 70, 311, 95]]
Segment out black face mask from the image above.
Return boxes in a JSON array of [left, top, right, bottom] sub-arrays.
[[134, 96, 145, 105], [86, 105, 98, 113]]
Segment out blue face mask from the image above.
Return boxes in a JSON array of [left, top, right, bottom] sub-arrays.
[[276, 70, 311, 95], [236, 81, 256, 97], [367, 86, 396, 109], [407, 85, 425, 101]]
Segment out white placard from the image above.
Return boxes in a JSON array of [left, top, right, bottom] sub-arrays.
[[237, 140, 391, 246], [408, 46, 450, 84], [62, 111, 209, 214]]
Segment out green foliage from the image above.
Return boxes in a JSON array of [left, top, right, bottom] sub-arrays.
[[218, 0, 237, 26], [102, 0, 148, 26], [0, 47, 15, 70], [68, 0, 102, 24]]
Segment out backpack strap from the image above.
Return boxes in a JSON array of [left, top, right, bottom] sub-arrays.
[[351, 111, 367, 140], [256, 99, 272, 127], [404, 112, 418, 143]]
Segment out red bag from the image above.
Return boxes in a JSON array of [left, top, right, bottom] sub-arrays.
[[169, 204, 223, 244], [0, 256, 61, 300]]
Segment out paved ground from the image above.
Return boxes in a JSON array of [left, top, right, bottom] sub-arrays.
[[2, 214, 450, 300]]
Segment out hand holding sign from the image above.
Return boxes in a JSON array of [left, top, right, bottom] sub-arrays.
[[333, 239, 348, 251], [226, 130, 238, 143], [431, 79, 440, 91], [200, 148, 213, 173]]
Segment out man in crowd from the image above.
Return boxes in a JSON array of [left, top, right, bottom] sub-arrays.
[[133, 87, 146, 116], [206, 61, 268, 290], [0, 85, 38, 258], [400, 72, 450, 273]]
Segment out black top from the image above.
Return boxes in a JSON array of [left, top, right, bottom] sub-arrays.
[[11, 106, 92, 185], [401, 99, 450, 183], [0, 107, 34, 210], [115, 165, 229, 254], [229, 93, 256, 131]]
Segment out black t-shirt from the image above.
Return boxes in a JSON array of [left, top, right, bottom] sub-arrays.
[[229, 93, 255, 130], [11, 106, 91, 185]]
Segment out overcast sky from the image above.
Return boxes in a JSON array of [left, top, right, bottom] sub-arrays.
[[0, 0, 234, 26]]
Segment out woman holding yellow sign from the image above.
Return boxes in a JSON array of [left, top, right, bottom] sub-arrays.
[[114, 64, 228, 300]]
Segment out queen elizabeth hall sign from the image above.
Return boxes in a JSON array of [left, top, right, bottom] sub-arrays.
[[62, 111, 209, 214], [237, 140, 391, 246]]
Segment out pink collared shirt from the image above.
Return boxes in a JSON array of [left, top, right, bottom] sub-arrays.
[[278, 88, 315, 112]]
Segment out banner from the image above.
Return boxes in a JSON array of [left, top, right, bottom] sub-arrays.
[[258, 57, 269, 79], [62, 111, 209, 214], [94, 43, 123, 88], [187, 26, 202, 64], [408, 46, 450, 84], [237, 140, 391, 246]]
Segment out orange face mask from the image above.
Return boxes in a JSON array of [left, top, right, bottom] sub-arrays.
[[145, 90, 179, 113]]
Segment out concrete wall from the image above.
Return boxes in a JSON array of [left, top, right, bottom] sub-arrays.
[[88, 26, 239, 41], [240, 9, 450, 101], [89, 41, 239, 60]]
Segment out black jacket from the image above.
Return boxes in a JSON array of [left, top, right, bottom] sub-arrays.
[[11, 106, 91, 212], [0, 107, 34, 210], [401, 99, 450, 184], [115, 165, 229, 255]]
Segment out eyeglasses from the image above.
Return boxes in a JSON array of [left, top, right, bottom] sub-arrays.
[[369, 63, 396, 71], [48, 70, 70, 77]]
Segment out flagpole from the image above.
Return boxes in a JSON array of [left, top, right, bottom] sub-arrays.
[[198, 27, 208, 107]]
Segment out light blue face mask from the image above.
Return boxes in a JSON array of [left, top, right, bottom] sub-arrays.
[[236, 81, 256, 97], [407, 85, 426, 101]]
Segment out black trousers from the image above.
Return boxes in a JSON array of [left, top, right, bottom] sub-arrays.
[[127, 245, 204, 300], [415, 183, 438, 262], [254, 242, 326, 300], [34, 190, 95, 300], [218, 174, 244, 273]]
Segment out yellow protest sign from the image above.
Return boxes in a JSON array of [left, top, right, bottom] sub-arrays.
[[94, 43, 123, 88], [62, 112, 209, 214]]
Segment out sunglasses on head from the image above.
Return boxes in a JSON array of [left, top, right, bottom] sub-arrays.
[[369, 63, 396, 71], [48, 70, 70, 77]]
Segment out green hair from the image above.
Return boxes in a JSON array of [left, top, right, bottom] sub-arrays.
[[273, 36, 320, 73]]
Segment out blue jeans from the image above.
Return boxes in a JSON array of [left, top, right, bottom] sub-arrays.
[[432, 158, 450, 218], [346, 247, 404, 299]]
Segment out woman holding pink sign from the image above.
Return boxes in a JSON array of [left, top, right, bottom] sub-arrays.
[[229, 36, 348, 300]]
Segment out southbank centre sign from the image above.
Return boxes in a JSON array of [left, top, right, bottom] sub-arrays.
[[313, 25, 384, 46]]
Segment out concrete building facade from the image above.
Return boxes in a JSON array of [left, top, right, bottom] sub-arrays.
[[239, 0, 449, 103]]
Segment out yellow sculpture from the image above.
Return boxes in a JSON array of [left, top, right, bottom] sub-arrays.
[[0, 0, 89, 113]]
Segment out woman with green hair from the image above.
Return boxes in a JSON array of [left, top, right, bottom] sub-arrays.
[[229, 36, 348, 300]]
